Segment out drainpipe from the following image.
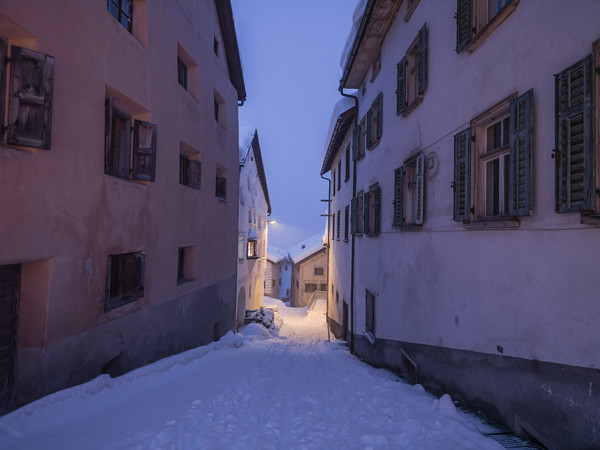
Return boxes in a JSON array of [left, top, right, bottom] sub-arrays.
[[339, 87, 359, 355], [320, 173, 331, 342]]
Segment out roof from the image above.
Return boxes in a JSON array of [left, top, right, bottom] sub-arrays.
[[215, 0, 247, 102], [267, 243, 288, 264], [288, 233, 326, 265], [239, 128, 272, 215], [339, 0, 402, 90], [320, 98, 356, 175]]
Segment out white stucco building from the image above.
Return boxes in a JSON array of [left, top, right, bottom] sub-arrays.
[[289, 234, 328, 308], [236, 128, 271, 326], [322, 1, 600, 448], [266, 243, 291, 301]]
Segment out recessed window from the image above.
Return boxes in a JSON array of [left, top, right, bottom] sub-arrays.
[[305, 283, 317, 293], [345, 144, 351, 181], [107, 0, 133, 32], [364, 184, 381, 236], [105, 252, 145, 311], [394, 153, 425, 229], [344, 205, 349, 241], [314, 267, 324, 276], [179, 155, 201, 188], [351, 190, 364, 235], [177, 246, 196, 284], [366, 93, 383, 150], [213, 91, 226, 127], [397, 24, 427, 117], [177, 43, 199, 100], [177, 57, 187, 90], [352, 117, 366, 161], [247, 239, 258, 259], [365, 289, 375, 338], [456, 0, 518, 53], [216, 165, 227, 200]]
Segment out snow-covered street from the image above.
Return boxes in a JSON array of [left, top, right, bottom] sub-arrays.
[[0, 298, 504, 449]]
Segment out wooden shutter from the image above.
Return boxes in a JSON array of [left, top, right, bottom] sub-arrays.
[[555, 55, 594, 213], [351, 197, 358, 234], [453, 129, 471, 221], [7, 46, 54, 149], [418, 23, 428, 96], [104, 97, 114, 174], [456, 0, 472, 53], [376, 93, 383, 140], [374, 185, 381, 235], [337, 210, 341, 240], [132, 120, 157, 181], [509, 89, 533, 216], [352, 125, 359, 160], [415, 153, 425, 225], [366, 108, 373, 149], [331, 212, 335, 239], [393, 167, 404, 227], [363, 191, 370, 234], [0, 37, 7, 146], [189, 160, 201, 189], [396, 56, 407, 116], [117, 114, 131, 180]]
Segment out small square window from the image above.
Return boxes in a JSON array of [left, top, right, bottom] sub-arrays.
[[314, 267, 324, 276], [177, 246, 196, 285], [108, 0, 133, 33], [105, 252, 145, 311], [216, 165, 227, 200], [179, 148, 201, 189], [247, 239, 259, 259]]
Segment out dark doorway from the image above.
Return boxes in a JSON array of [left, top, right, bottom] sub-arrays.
[[0, 264, 20, 407]]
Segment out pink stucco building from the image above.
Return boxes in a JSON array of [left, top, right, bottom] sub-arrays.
[[0, 0, 245, 409]]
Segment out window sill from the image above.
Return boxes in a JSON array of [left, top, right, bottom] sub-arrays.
[[364, 330, 376, 345], [399, 224, 422, 231], [216, 196, 227, 202], [400, 96, 423, 117], [463, 218, 520, 230], [247, 256, 259, 260], [580, 214, 600, 226], [462, 0, 520, 53], [367, 139, 381, 151]]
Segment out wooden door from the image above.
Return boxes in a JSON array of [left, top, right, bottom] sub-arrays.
[[0, 264, 20, 405]]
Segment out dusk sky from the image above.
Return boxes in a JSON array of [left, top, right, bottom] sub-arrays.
[[231, 0, 359, 249]]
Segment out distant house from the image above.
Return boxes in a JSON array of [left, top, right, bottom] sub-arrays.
[[289, 234, 327, 308], [0, 0, 245, 408], [237, 127, 271, 326], [323, 0, 600, 448], [266, 243, 290, 301]]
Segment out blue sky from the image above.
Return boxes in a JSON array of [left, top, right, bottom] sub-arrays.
[[231, 0, 358, 249]]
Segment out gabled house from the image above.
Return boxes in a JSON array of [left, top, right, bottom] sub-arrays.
[[266, 243, 291, 301], [0, 0, 245, 409], [289, 234, 328, 308], [326, 0, 600, 447], [237, 127, 271, 326]]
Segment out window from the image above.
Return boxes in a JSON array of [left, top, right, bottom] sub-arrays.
[[352, 117, 366, 161], [320, 283, 327, 291], [314, 267, 324, 276], [364, 184, 381, 236], [105, 97, 157, 182], [177, 246, 196, 284], [397, 24, 427, 116], [247, 239, 258, 259], [337, 210, 341, 240], [336, 291, 339, 304], [216, 165, 227, 200], [337, 159, 342, 190], [394, 153, 425, 229], [331, 211, 335, 239], [365, 289, 375, 338], [344, 205, 349, 241], [456, 0, 518, 53], [0, 41, 54, 149], [453, 90, 533, 222], [213, 37, 220, 56], [105, 252, 145, 311], [107, 0, 133, 32], [332, 169, 336, 197], [177, 57, 187, 90], [305, 283, 317, 292], [555, 51, 598, 215], [214, 90, 226, 127], [404, 0, 421, 21], [351, 191, 364, 235], [366, 93, 383, 150], [179, 143, 201, 188], [345, 144, 351, 181]]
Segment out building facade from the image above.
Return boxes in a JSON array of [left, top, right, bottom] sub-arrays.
[[266, 243, 289, 300], [289, 234, 328, 308], [0, 0, 245, 408], [324, 0, 600, 448], [237, 128, 271, 325]]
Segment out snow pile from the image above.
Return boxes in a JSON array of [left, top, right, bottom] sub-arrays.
[[339, 0, 368, 70], [240, 322, 272, 341]]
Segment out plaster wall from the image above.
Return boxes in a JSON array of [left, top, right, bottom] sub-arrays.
[[291, 250, 327, 307]]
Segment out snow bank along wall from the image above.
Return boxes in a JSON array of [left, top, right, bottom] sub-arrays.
[[0, 0, 244, 407], [326, 1, 600, 448]]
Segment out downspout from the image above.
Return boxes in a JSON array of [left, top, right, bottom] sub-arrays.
[[320, 173, 331, 342], [339, 87, 359, 355]]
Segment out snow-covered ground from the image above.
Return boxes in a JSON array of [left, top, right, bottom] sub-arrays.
[[0, 298, 504, 449]]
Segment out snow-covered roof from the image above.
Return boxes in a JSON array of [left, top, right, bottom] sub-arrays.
[[288, 233, 326, 265], [238, 127, 272, 215], [239, 126, 255, 163], [267, 243, 288, 264], [339, 0, 368, 70], [320, 97, 356, 175]]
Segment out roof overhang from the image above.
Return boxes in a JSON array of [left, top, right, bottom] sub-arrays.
[[320, 106, 356, 175], [339, 0, 402, 90], [250, 132, 272, 215], [215, 0, 247, 102]]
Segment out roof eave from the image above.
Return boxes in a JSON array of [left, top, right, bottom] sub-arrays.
[[215, 0, 247, 102]]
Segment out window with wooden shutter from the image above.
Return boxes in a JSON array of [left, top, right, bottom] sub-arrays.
[[399, 25, 427, 117], [105, 252, 145, 312], [394, 167, 404, 227], [132, 120, 157, 182], [351, 197, 358, 235], [332, 170, 336, 197], [453, 129, 471, 221], [366, 94, 383, 150], [396, 56, 407, 116], [555, 56, 594, 214], [397, 153, 426, 229], [344, 205, 349, 241], [365, 184, 380, 236], [509, 89, 533, 216], [180, 155, 201, 189], [104, 98, 132, 180], [345, 144, 351, 181], [456, 0, 473, 53], [373, 184, 381, 235], [0, 37, 6, 146], [337, 210, 341, 240], [7, 46, 54, 150], [365, 289, 375, 336], [363, 190, 370, 235], [417, 23, 428, 97]]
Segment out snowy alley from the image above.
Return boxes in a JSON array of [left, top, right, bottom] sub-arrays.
[[0, 298, 508, 449]]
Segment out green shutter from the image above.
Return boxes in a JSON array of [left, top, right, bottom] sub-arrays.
[[509, 89, 533, 216], [0, 37, 6, 146], [415, 153, 425, 225], [394, 167, 404, 227], [374, 186, 381, 235], [453, 129, 470, 221], [352, 125, 359, 160], [363, 191, 370, 234], [456, 0, 472, 53], [555, 55, 594, 213], [396, 56, 407, 116], [351, 197, 358, 234], [366, 108, 373, 149], [132, 120, 157, 182], [418, 23, 428, 96], [376, 93, 383, 140]]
